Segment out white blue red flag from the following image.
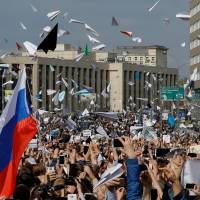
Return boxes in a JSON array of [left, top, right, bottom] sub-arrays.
[[0, 67, 37, 197]]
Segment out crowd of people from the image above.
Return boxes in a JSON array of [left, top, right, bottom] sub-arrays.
[[4, 108, 200, 200]]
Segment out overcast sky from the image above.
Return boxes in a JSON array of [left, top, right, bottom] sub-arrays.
[[0, 0, 190, 77]]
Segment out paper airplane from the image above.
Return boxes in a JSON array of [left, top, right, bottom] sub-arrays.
[[43, 26, 51, 33], [57, 29, 70, 37], [58, 91, 65, 102], [82, 109, 89, 116], [75, 53, 84, 62], [23, 41, 37, 55], [128, 81, 135, 86], [2, 80, 13, 87], [111, 17, 119, 26], [69, 18, 85, 24], [92, 44, 106, 51], [63, 12, 68, 19], [69, 88, 75, 95], [132, 37, 142, 43], [85, 24, 99, 37], [120, 30, 133, 38], [176, 13, 190, 20], [47, 10, 61, 21], [52, 91, 60, 105], [137, 98, 148, 101], [163, 18, 170, 24], [88, 35, 101, 44], [148, 0, 161, 12], [62, 78, 69, 88], [181, 42, 186, 47], [30, 4, 38, 12], [20, 22, 27, 30], [47, 89, 56, 96]]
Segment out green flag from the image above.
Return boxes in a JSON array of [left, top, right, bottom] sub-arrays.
[[84, 44, 89, 56]]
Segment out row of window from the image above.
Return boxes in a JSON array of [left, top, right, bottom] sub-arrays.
[[190, 54, 200, 65], [191, 3, 200, 17], [117, 56, 156, 62], [190, 19, 200, 33], [190, 39, 200, 50]]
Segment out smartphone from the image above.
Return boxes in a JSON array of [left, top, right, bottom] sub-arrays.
[[113, 139, 123, 148], [86, 137, 92, 144], [59, 139, 64, 143], [187, 153, 197, 158], [186, 183, 195, 189], [140, 164, 148, 171], [155, 148, 170, 157], [59, 156, 65, 165], [67, 194, 77, 200], [47, 167, 55, 173], [84, 146, 89, 154], [84, 193, 97, 200]]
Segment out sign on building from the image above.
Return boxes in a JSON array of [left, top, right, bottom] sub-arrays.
[[160, 87, 184, 101]]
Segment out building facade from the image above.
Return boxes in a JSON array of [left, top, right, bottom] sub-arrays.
[[0, 55, 177, 112], [115, 45, 168, 67], [190, 0, 200, 88]]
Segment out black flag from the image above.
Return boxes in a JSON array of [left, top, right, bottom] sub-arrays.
[[112, 17, 119, 26], [37, 23, 58, 53]]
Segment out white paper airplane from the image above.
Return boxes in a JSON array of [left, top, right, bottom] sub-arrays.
[[52, 91, 60, 106], [30, 4, 38, 12], [181, 42, 186, 47], [88, 35, 101, 44], [128, 81, 135, 86], [47, 10, 61, 21], [20, 22, 27, 30], [62, 78, 69, 88], [148, 0, 161, 12], [57, 29, 69, 37], [137, 98, 148, 101], [69, 18, 85, 24], [2, 80, 13, 87], [132, 37, 142, 43], [92, 44, 106, 51], [43, 26, 51, 33], [47, 89, 56, 96], [23, 41, 37, 55], [176, 13, 190, 20], [85, 24, 99, 37], [75, 53, 84, 62]]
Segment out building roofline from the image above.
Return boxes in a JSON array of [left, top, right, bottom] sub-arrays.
[[116, 45, 168, 51]]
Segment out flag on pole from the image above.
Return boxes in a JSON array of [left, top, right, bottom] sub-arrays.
[[0, 67, 37, 198]]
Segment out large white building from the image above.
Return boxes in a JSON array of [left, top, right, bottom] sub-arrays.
[[0, 50, 177, 112], [115, 45, 168, 67], [190, 0, 200, 88]]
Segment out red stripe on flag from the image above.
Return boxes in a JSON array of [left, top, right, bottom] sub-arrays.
[[0, 115, 37, 197]]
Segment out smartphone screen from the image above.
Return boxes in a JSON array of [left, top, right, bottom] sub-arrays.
[[155, 148, 170, 157], [113, 139, 123, 148], [47, 167, 55, 173], [86, 137, 92, 144], [67, 194, 77, 200], [139, 164, 148, 171], [187, 153, 197, 158], [84, 146, 89, 154], [59, 156, 65, 165], [186, 183, 195, 189]]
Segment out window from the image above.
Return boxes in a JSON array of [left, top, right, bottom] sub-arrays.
[[135, 57, 138, 61]]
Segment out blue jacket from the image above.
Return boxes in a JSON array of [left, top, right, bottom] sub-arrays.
[[127, 159, 142, 200]]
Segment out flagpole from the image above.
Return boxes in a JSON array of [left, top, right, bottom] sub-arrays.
[[1, 74, 4, 112]]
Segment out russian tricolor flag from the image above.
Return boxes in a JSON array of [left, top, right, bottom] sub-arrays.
[[0, 67, 37, 197]]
